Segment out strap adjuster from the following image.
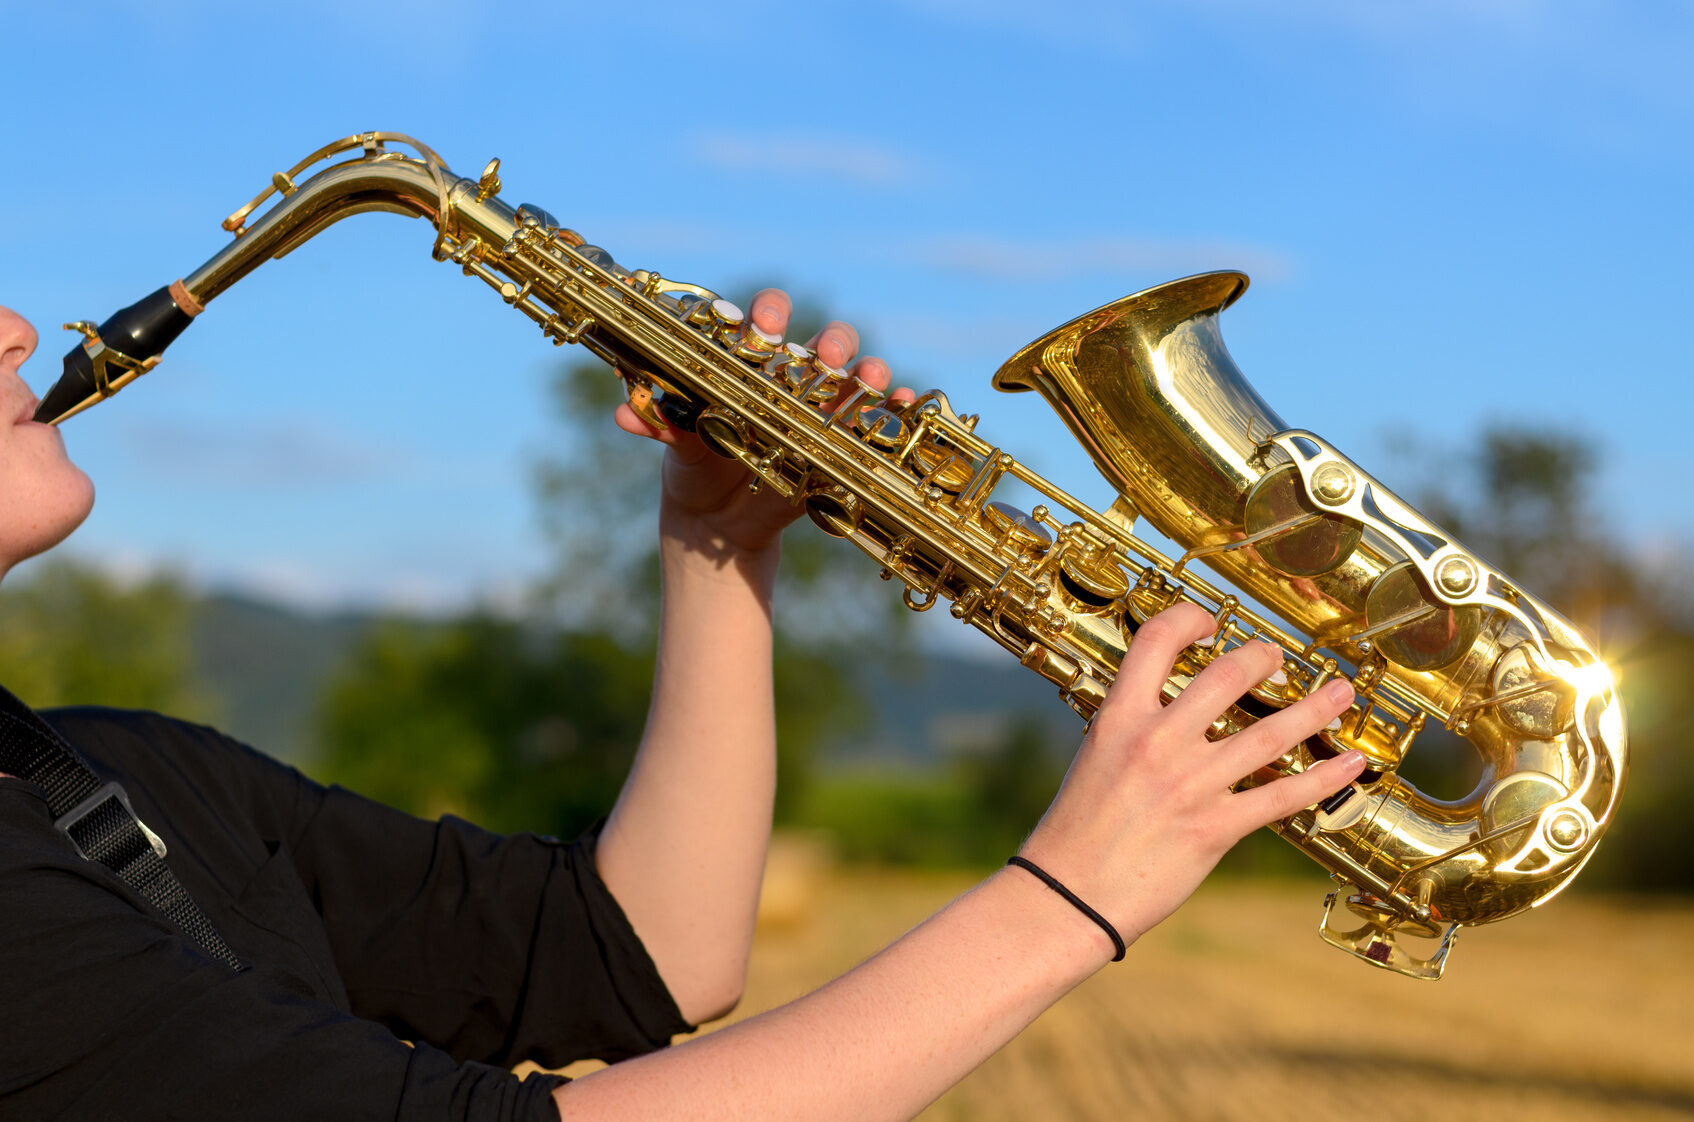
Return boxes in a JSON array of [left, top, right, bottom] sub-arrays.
[[54, 781, 168, 860]]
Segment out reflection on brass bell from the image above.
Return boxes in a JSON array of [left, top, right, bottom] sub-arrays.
[[1365, 560, 1482, 671], [1243, 463, 1362, 577], [1492, 642, 1577, 739]]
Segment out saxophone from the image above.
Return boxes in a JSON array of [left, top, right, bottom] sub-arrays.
[[38, 133, 1626, 979]]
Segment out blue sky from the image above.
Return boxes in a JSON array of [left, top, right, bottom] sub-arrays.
[[1, 0, 1689, 613]]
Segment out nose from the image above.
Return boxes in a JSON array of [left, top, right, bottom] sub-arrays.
[[0, 306, 40, 372]]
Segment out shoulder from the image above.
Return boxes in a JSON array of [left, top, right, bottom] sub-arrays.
[[38, 706, 328, 854], [42, 705, 292, 784]]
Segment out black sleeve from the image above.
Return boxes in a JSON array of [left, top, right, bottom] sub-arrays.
[[19, 707, 689, 1097], [284, 786, 693, 1068], [0, 777, 565, 1122]]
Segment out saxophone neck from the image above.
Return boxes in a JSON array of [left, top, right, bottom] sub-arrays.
[[36, 133, 468, 426]]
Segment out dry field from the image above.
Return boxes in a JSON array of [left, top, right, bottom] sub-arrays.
[[695, 842, 1694, 1122]]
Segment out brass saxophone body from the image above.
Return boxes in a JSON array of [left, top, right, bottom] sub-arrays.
[[40, 134, 1627, 979]]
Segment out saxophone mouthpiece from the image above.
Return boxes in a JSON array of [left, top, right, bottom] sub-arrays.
[[36, 280, 202, 424]]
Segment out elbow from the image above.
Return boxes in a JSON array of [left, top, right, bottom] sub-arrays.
[[673, 961, 748, 1026]]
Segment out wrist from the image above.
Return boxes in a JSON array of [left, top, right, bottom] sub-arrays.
[[658, 506, 781, 595], [987, 865, 1122, 979]]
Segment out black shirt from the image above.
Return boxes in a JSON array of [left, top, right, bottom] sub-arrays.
[[0, 706, 689, 1121]]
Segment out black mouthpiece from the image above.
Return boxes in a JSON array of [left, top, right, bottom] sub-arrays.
[[35, 285, 198, 423]]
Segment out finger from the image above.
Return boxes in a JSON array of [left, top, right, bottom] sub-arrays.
[[821, 357, 892, 414], [806, 321, 861, 369], [1163, 639, 1283, 740], [851, 356, 891, 392], [1100, 602, 1216, 724], [1230, 748, 1366, 833], [748, 288, 792, 337], [845, 359, 920, 410], [613, 402, 678, 444], [1214, 677, 1355, 783]]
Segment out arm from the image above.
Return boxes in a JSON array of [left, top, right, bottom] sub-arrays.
[[557, 604, 1364, 1120], [592, 290, 903, 1025]]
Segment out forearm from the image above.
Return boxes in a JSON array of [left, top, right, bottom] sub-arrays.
[[555, 867, 1111, 1121], [595, 522, 780, 1024]]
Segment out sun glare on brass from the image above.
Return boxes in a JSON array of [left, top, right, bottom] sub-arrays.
[[39, 133, 1627, 980]]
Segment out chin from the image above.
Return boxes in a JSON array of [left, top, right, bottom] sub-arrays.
[[0, 467, 97, 574]]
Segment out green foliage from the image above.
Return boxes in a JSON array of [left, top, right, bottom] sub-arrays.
[[524, 288, 914, 821], [311, 613, 859, 833], [531, 292, 913, 649], [800, 718, 1067, 868], [1391, 424, 1694, 892], [313, 615, 653, 835], [0, 558, 211, 719]]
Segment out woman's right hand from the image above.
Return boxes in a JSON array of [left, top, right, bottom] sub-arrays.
[[1016, 602, 1366, 960]]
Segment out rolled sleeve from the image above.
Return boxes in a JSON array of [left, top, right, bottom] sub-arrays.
[[287, 787, 691, 1068]]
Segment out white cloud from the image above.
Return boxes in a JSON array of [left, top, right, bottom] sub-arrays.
[[687, 131, 929, 188], [895, 0, 1142, 52], [111, 417, 409, 488], [905, 233, 1293, 283]]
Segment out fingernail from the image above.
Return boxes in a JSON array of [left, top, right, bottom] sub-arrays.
[[1338, 749, 1366, 770], [1266, 667, 1288, 686], [1324, 679, 1354, 704]]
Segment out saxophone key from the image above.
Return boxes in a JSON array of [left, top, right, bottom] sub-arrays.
[[1314, 782, 1371, 833], [1054, 551, 1129, 615], [573, 244, 632, 283], [801, 479, 862, 537], [707, 298, 745, 345], [979, 500, 1053, 556], [695, 408, 752, 460], [800, 359, 846, 405], [514, 202, 561, 230], [733, 323, 783, 363], [908, 441, 979, 495], [851, 405, 907, 452], [763, 343, 813, 392], [676, 293, 716, 327]]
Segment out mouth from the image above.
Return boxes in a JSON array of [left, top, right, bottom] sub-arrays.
[[14, 396, 42, 425]]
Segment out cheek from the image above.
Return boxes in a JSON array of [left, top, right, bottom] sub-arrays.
[[0, 434, 97, 565]]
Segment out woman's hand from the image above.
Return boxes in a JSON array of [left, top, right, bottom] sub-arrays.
[[1019, 602, 1366, 958], [612, 288, 911, 560]]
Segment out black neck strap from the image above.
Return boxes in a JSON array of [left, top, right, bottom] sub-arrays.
[[0, 688, 245, 972]]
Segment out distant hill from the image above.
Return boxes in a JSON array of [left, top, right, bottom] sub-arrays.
[[826, 650, 1082, 770], [186, 592, 1083, 771], [188, 593, 391, 764]]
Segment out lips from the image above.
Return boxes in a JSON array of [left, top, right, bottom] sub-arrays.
[[13, 396, 41, 425]]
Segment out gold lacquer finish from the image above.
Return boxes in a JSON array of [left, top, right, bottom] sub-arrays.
[[48, 134, 1627, 979]]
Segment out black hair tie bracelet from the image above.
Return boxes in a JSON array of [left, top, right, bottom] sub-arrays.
[[1006, 855, 1126, 962]]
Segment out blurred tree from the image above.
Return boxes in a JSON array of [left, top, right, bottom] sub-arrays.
[[1392, 425, 1644, 635], [314, 615, 652, 835], [1391, 424, 1694, 892], [0, 558, 212, 719], [532, 292, 915, 648], [530, 289, 912, 818], [955, 718, 1066, 860]]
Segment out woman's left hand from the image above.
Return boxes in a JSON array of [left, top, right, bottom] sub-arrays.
[[613, 288, 912, 559]]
